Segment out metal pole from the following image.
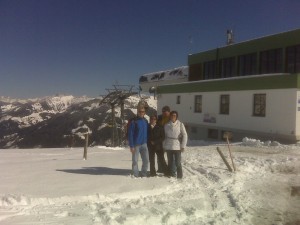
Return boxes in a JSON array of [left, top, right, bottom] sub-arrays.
[[111, 104, 116, 147], [120, 98, 125, 146], [83, 133, 88, 160]]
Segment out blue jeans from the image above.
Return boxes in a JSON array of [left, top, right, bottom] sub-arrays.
[[167, 150, 182, 179], [132, 143, 149, 177]]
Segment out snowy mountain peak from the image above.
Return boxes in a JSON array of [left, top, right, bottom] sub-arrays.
[[0, 94, 157, 148], [43, 95, 75, 112]]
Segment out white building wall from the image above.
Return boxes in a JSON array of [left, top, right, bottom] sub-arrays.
[[296, 91, 300, 137], [158, 89, 298, 138]]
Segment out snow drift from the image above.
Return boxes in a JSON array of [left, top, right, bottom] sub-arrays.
[[0, 139, 299, 225]]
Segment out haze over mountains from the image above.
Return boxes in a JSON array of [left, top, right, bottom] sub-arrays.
[[0, 95, 156, 149]]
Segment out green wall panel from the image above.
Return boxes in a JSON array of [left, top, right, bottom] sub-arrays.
[[157, 73, 300, 94], [188, 29, 300, 65]]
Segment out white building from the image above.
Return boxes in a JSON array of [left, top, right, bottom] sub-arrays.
[[142, 29, 300, 143]]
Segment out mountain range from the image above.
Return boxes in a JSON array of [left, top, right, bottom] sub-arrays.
[[0, 95, 156, 149]]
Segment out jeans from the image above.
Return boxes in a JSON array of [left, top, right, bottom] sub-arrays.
[[166, 150, 182, 179], [148, 146, 168, 176], [132, 143, 149, 177]]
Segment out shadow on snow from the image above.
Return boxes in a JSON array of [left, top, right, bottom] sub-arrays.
[[57, 167, 131, 176]]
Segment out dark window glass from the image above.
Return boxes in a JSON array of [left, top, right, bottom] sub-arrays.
[[220, 57, 235, 78], [189, 63, 202, 81], [194, 95, 202, 113], [203, 60, 216, 79], [191, 127, 197, 133], [253, 94, 266, 117], [238, 53, 257, 76], [208, 129, 218, 139], [260, 48, 283, 74], [286, 45, 300, 73], [220, 95, 230, 114]]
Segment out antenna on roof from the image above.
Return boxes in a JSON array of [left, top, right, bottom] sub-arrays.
[[188, 35, 193, 53], [226, 29, 234, 45]]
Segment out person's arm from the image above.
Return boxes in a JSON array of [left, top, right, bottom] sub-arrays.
[[180, 122, 188, 150], [128, 122, 135, 153]]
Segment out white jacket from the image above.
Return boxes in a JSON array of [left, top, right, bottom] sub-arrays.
[[163, 120, 188, 151]]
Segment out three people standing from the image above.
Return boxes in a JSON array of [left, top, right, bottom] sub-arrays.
[[128, 103, 188, 179]]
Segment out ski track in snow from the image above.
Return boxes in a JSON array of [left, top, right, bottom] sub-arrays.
[[0, 145, 300, 225]]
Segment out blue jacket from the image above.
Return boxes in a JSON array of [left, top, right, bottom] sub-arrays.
[[128, 117, 148, 148]]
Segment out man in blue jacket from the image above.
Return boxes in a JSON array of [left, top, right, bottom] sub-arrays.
[[128, 106, 149, 177]]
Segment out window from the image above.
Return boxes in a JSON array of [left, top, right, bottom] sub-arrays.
[[286, 44, 300, 73], [220, 95, 230, 114], [203, 60, 216, 79], [208, 129, 218, 139], [191, 127, 197, 134], [220, 57, 235, 78], [189, 63, 202, 81], [194, 95, 202, 113], [260, 48, 283, 74], [176, 95, 181, 104], [238, 53, 257, 76], [253, 94, 266, 117]]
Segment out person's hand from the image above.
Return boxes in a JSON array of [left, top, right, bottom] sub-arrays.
[[180, 148, 185, 152], [130, 148, 135, 153]]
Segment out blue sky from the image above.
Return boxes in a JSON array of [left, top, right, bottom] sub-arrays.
[[1, 0, 300, 98]]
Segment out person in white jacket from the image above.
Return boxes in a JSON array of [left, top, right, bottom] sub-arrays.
[[163, 111, 188, 179]]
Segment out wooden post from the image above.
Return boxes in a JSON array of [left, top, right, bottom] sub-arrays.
[[69, 135, 75, 149], [223, 132, 236, 172], [216, 147, 233, 172], [120, 98, 125, 146], [83, 133, 88, 160], [111, 103, 116, 147]]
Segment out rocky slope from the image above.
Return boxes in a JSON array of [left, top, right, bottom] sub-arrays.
[[0, 95, 156, 148]]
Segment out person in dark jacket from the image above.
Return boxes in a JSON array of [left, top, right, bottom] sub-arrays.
[[148, 115, 168, 176], [156, 105, 171, 173]]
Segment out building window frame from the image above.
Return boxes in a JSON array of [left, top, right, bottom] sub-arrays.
[[260, 48, 283, 74], [220, 95, 230, 115], [194, 95, 202, 113], [191, 127, 197, 134], [253, 94, 266, 117], [203, 60, 216, 80], [208, 129, 218, 139], [220, 57, 235, 78], [286, 44, 300, 73], [238, 53, 257, 76], [189, 63, 202, 81]]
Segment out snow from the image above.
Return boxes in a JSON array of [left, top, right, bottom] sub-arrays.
[[0, 140, 300, 225], [44, 95, 74, 112], [140, 66, 188, 83], [0, 95, 92, 131], [139, 66, 189, 92]]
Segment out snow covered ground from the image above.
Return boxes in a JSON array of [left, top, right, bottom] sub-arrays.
[[0, 139, 300, 225]]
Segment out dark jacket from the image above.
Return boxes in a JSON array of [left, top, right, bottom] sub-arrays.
[[148, 123, 165, 152]]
